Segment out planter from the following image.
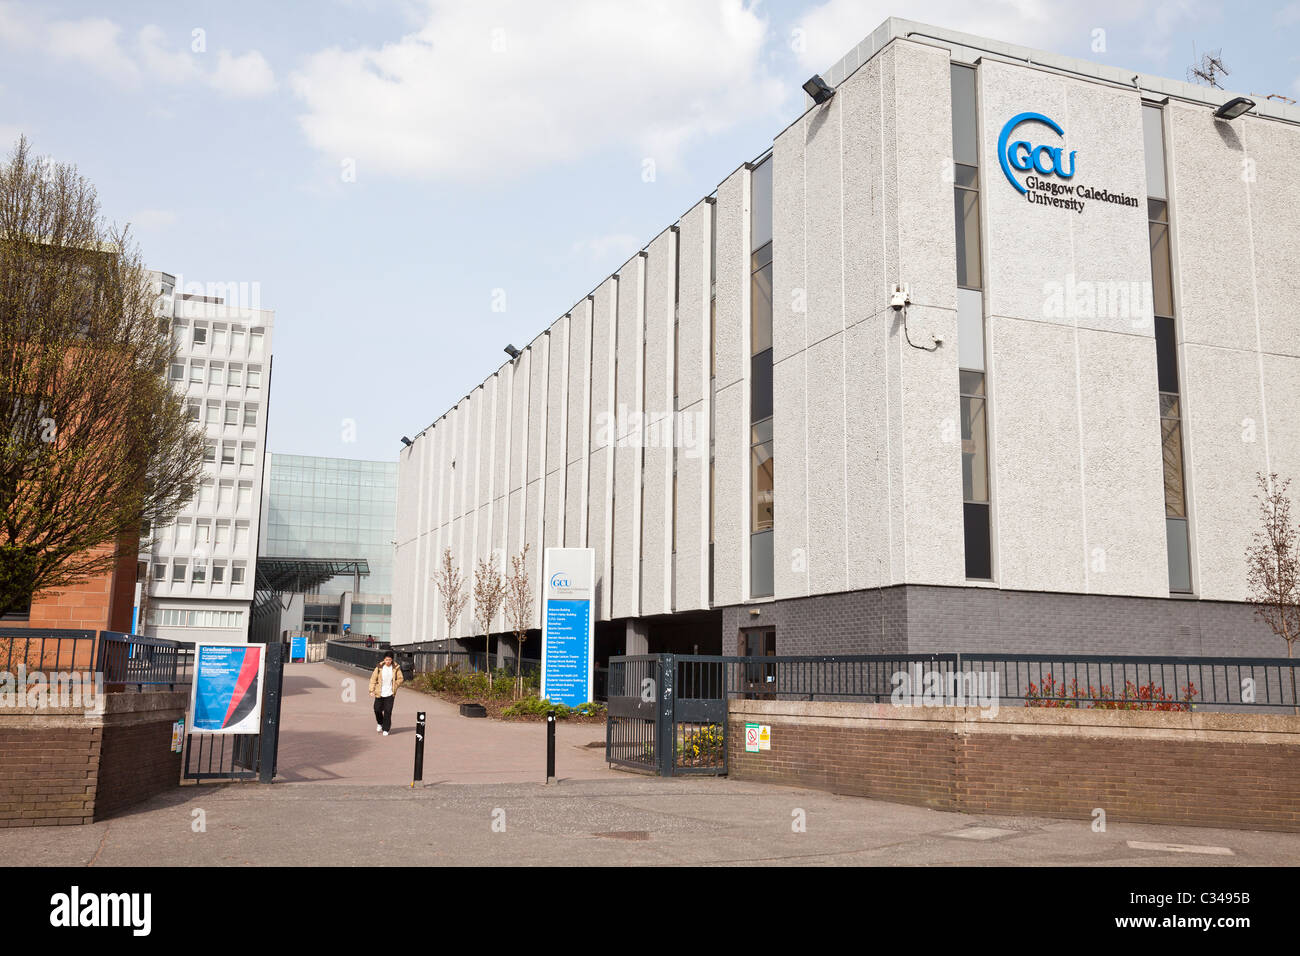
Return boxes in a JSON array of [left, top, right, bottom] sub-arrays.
[[459, 702, 487, 718]]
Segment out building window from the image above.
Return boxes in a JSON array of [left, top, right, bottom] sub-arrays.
[[172, 560, 187, 583], [213, 326, 227, 351], [221, 442, 236, 465], [189, 363, 204, 384], [243, 405, 257, 427], [250, 329, 264, 353], [191, 562, 206, 584], [231, 328, 245, 351], [215, 521, 230, 546], [231, 564, 246, 584], [228, 365, 242, 387], [749, 157, 774, 599], [170, 363, 184, 381], [247, 367, 261, 389], [192, 325, 207, 347], [1144, 103, 1192, 594], [952, 63, 992, 581], [206, 403, 220, 425], [240, 443, 255, 467], [224, 405, 239, 426], [187, 400, 200, 422], [209, 364, 224, 386], [212, 564, 225, 584], [203, 440, 216, 463]]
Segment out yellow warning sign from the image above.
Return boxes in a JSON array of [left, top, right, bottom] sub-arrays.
[[758, 725, 771, 750]]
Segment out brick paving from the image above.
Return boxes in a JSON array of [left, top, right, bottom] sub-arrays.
[[274, 662, 616, 785]]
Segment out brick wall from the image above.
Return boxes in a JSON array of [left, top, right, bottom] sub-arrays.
[[728, 699, 1300, 832], [718, 584, 1279, 657], [0, 692, 187, 828], [0, 721, 99, 826], [8, 540, 138, 633]]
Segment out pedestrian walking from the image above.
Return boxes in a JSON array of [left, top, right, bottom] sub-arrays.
[[369, 651, 404, 736]]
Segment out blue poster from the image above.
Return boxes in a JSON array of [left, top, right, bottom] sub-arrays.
[[189, 644, 264, 734], [290, 635, 308, 663]]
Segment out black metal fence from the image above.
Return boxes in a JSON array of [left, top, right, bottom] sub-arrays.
[[606, 651, 1300, 777], [96, 632, 194, 691], [0, 627, 98, 673]]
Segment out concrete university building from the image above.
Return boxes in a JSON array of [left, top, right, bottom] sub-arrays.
[[141, 271, 274, 643], [392, 19, 1300, 661]]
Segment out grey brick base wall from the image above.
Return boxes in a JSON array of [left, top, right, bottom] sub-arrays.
[[720, 586, 1281, 658]]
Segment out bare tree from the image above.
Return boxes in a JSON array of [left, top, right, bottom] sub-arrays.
[[0, 136, 204, 617], [503, 543, 532, 695], [472, 552, 505, 688], [1245, 472, 1300, 712], [432, 546, 469, 648]]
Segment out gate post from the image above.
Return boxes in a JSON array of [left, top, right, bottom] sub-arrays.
[[658, 654, 675, 777], [259, 642, 285, 784]]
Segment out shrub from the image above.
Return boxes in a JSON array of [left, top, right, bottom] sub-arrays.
[[500, 697, 606, 719], [678, 724, 725, 764], [1025, 673, 1196, 711]]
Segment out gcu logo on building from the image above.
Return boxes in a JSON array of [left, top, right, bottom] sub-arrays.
[[549, 572, 571, 588], [997, 112, 1077, 194]]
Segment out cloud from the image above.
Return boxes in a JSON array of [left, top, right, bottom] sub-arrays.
[[45, 16, 138, 82], [791, 0, 1211, 73], [290, 0, 785, 181], [0, 7, 274, 97], [209, 49, 276, 97]]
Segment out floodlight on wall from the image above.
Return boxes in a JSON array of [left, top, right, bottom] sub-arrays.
[[504, 344, 521, 359], [803, 74, 835, 105], [400, 436, 412, 447], [1214, 96, 1255, 120]]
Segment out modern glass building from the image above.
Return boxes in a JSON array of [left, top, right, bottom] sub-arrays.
[[255, 454, 397, 641], [392, 19, 1300, 661]]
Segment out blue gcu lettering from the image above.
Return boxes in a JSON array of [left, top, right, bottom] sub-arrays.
[[998, 112, 1076, 193]]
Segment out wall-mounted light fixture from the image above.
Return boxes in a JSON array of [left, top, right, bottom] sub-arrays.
[[802, 74, 835, 105], [400, 436, 412, 447], [1214, 96, 1255, 120], [504, 344, 521, 359]]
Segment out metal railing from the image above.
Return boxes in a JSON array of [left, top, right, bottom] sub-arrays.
[[611, 652, 1300, 712], [605, 651, 1300, 778], [324, 639, 415, 679], [96, 632, 194, 691], [0, 627, 98, 673]]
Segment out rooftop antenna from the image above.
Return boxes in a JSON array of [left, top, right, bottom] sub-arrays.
[[1188, 46, 1229, 89]]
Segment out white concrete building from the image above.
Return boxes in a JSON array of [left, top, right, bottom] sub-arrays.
[[142, 271, 274, 643], [393, 20, 1300, 660]]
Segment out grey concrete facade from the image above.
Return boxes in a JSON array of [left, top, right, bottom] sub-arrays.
[[722, 587, 1278, 658], [393, 19, 1299, 660]]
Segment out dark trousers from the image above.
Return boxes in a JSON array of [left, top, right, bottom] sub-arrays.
[[373, 695, 395, 732]]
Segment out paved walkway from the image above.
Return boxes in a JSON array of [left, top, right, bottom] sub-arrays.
[[5, 776, 1298, 867], [275, 662, 615, 785]]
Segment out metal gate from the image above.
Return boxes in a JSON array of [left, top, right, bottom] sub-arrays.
[[605, 655, 728, 776], [183, 642, 286, 783]]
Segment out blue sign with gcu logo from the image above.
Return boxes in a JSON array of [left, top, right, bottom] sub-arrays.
[[549, 572, 570, 588], [997, 112, 1076, 194]]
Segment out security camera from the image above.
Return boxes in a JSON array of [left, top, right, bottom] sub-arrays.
[[889, 284, 911, 310]]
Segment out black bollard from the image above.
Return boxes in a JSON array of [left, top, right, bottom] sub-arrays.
[[412, 711, 426, 787], [546, 711, 556, 784]]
